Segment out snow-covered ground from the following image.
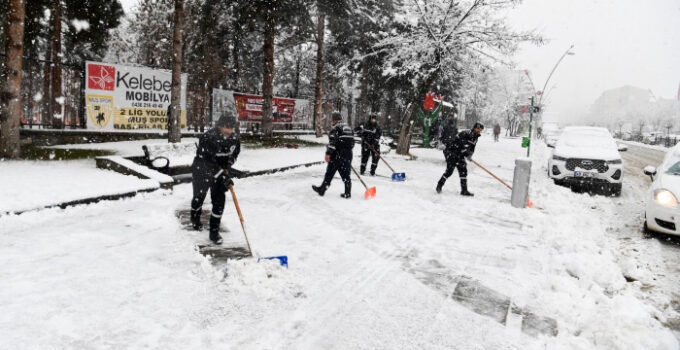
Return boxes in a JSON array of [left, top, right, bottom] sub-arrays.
[[1, 136, 678, 349], [619, 139, 672, 153], [0, 160, 159, 213]]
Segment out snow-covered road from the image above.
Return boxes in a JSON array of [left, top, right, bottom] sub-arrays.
[[1, 136, 678, 349]]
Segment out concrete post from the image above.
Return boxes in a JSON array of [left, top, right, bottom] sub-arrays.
[[511, 158, 532, 208]]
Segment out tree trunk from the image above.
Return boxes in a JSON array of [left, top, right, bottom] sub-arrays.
[[168, 0, 184, 143], [396, 103, 415, 155], [293, 46, 301, 98], [261, 14, 276, 138], [1, 0, 25, 159], [347, 89, 353, 128], [232, 19, 241, 90], [358, 62, 369, 121], [312, 12, 325, 138], [51, 0, 62, 128]]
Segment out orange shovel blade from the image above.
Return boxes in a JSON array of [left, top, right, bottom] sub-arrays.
[[364, 187, 377, 199]]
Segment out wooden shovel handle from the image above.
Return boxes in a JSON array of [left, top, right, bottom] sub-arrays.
[[228, 184, 253, 257], [350, 165, 369, 189], [364, 141, 396, 173], [470, 160, 513, 190]]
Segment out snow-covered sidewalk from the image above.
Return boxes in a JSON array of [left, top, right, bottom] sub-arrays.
[[0, 136, 677, 349], [0, 160, 159, 213]]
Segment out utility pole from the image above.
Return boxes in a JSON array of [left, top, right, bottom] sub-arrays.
[[527, 96, 534, 157]]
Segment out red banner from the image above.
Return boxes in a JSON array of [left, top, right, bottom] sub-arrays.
[[233, 92, 295, 123]]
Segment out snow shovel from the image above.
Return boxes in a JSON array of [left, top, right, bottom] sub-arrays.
[[365, 141, 406, 181], [350, 166, 377, 199], [469, 160, 533, 208], [228, 184, 288, 267]]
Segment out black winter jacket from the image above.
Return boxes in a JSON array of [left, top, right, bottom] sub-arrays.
[[193, 127, 241, 175], [326, 122, 354, 159], [355, 122, 382, 146], [446, 129, 480, 158]]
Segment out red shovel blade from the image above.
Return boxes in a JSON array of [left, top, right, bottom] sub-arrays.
[[364, 187, 376, 199]]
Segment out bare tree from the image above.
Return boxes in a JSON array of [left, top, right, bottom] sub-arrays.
[[0, 0, 26, 159], [376, 0, 541, 155], [168, 0, 184, 143]]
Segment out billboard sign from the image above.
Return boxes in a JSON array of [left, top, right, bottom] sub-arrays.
[[212, 89, 310, 125], [85, 61, 187, 131]]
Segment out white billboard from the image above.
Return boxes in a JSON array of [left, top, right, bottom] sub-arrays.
[[85, 61, 188, 131]]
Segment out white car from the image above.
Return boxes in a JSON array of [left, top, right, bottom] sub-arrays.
[[548, 126, 627, 196], [643, 145, 680, 236]]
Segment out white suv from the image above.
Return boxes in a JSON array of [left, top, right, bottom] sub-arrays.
[[548, 126, 626, 196]]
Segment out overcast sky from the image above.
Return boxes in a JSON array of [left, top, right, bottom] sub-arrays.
[[119, 0, 680, 124], [507, 0, 680, 123]]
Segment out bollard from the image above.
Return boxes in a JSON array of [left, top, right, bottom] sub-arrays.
[[511, 158, 532, 208]]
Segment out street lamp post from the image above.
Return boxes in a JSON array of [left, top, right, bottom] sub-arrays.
[[526, 44, 575, 157]]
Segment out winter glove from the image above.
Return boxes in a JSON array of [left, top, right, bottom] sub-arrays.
[[216, 173, 233, 192]]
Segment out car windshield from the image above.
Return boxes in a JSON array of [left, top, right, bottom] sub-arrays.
[[665, 161, 680, 175], [559, 131, 615, 149]]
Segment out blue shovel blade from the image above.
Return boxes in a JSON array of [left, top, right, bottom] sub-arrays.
[[259, 255, 289, 268], [391, 173, 406, 181]]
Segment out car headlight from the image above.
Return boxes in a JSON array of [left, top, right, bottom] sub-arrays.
[[608, 159, 622, 164], [552, 155, 567, 161], [654, 189, 678, 208]]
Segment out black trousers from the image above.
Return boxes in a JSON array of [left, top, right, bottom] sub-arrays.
[[191, 161, 227, 221], [442, 151, 467, 180], [360, 143, 379, 173], [323, 156, 352, 186]]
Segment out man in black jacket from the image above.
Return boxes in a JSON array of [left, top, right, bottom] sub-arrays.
[[436, 122, 484, 196], [312, 112, 354, 198], [190, 112, 241, 244], [355, 114, 382, 175]]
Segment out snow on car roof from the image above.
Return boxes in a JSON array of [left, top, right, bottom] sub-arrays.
[[562, 126, 610, 134]]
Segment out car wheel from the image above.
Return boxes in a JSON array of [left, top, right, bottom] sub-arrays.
[[610, 183, 622, 197]]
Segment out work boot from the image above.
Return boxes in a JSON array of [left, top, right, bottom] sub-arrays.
[[340, 182, 351, 199], [360, 164, 367, 175], [209, 214, 223, 244], [312, 183, 328, 196], [190, 208, 203, 230], [460, 179, 474, 196], [370, 163, 377, 176], [436, 177, 446, 194]]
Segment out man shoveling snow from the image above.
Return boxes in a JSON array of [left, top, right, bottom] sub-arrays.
[[436, 122, 484, 196], [312, 112, 355, 198], [190, 113, 241, 244]]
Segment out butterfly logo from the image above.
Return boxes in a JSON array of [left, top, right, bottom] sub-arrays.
[[87, 64, 115, 91]]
